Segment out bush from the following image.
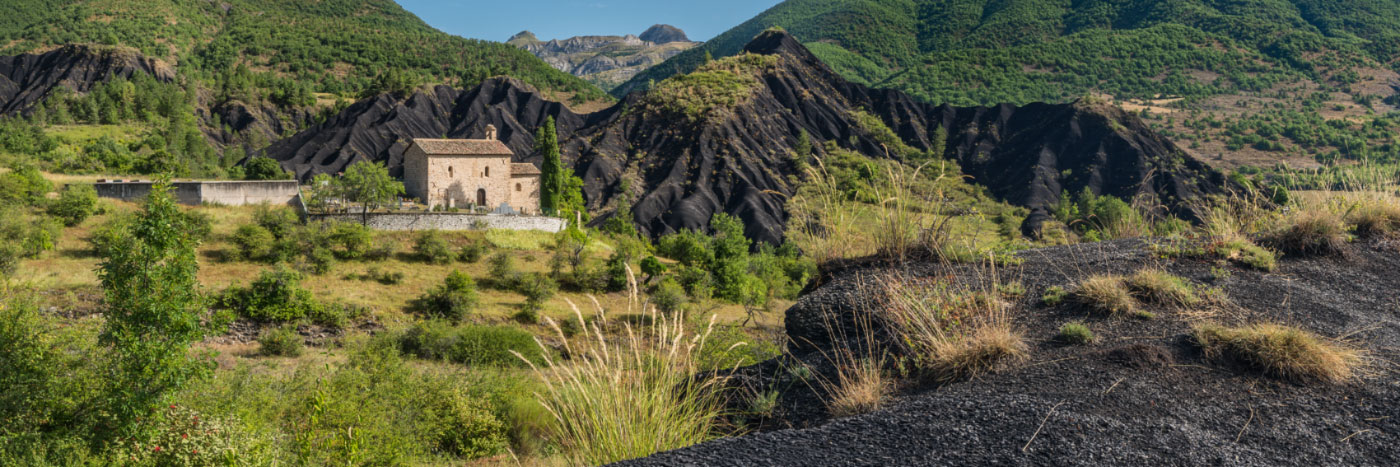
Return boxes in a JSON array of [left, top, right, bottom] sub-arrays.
[[458, 241, 488, 263], [1193, 323, 1359, 384], [1056, 322, 1094, 344], [487, 252, 516, 286], [418, 271, 480, 321], [47, 184, 98, 226], [399, 321, 544, 368], [220, 268, 322, 323], [1125, 269, 1200, 307], [1265, 209, 1348, 256], [231, 224, 276, 261], [1074, 275, 1136, 315], [259, 325, 304, 357], [306, 245, 336, 275], [243, 156, 289, 180], [650, 277, 687, 314], [516, 272, 558, 314], [427, 389, 510, 458], [326, 221, 374, 260], [108, 404, 262, 465], [414, 230, 455, 264], [253, 204, 299, 239]]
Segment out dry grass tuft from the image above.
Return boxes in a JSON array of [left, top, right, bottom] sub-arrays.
[[825, 359, 889, 418], [1074, 275, 1136, 315], [1125, 268, 1199, 307], [1265, 209, 1348, 256], [1349, 199, 1400, 238], [880, 276, 1028, 383], [1192, 323, 1361, 384]]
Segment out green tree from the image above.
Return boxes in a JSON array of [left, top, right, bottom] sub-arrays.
[[536, 117, 562, 215], [48, 184, 99, 227], [709, 213, 751, 302], [243, 156, 289, 180], [341, 160, 405, 225], [96, 181, 213, 436]]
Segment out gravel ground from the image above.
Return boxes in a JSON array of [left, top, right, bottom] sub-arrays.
[[622, 238, 1400, 466]]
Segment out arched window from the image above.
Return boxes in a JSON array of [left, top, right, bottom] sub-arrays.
[[515, 183, 522, 192], [448, 166, 453, 177], [485, 166, 490, 177]]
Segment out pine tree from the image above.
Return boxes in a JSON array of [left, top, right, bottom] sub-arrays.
[[536, 116, 562, 215]]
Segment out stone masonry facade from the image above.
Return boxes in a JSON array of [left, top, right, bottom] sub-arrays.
[[402, 125, 542, 214]]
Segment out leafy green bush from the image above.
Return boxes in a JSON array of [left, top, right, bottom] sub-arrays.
[[219, 267, 322, 323], [243, 156, 289, 180], [414, 230, 455, 264], [46, 184, 98, 226], [650, 277, 687, 314], [253, 204, 299, 240], [427, 389, 510, 458], [458, 241, 488, 263], [399, 321, 544, 368], [516, 272, 559, 316], [231, 223, 276, 261], [487, 252, 517, 286], [108, 404, 265, 465], [694, 324, 782, 372], [259, 325, 304, 357], [326, 221, 374, 260], [418, 271, 480, 322]]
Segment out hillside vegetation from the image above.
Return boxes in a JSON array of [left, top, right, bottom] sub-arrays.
[[620, 0, 1400, 167], [0, 0, 608, 102]]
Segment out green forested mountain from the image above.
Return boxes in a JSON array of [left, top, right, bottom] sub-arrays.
[[619, 0, 1400, 105], [0, 0, 608, 101]]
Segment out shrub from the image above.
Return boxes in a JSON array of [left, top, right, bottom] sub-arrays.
[[400, 321, 543, 368], [516, 272, 558, 314], [259, 325, 304, 357], [47, 184, 97, 226], [306, 246, 336, 275], [693, 324, 781, 372], [640, 255, 666, 282], [1074, 275, 1136, 315], [1125, 269, 1200, 306], [458, 241, 488, 263], [487, 252, 516, 286], [413, 230, 454, 264], [1041, 286, 1068, 306], [220, 268, 322, 323], [231, 224, 276, 261], [427, 389, 509, 458], [418, 271, 480, 321], [826, 359, 887, 418], [1265, 210, 1348, 256], [650, 277, 687, 314], [1192, 323, 1360, 383], [603, 252, 630, 292], [307, 303, 351, 329], [253, 204, 299, 239], [326, 221, 374, 260], [1056, 322, 1094, 344], [108, 404, 262, 465]]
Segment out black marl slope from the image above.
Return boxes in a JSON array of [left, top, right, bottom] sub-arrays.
[[264, 30, 1224, 245]]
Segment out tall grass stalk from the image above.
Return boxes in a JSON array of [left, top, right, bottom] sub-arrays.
[[875, 272, 1027, 383], [515, 299, 732, 465]]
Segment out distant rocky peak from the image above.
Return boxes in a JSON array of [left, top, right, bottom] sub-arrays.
[[639, 24, 689, 44], [507, 30, 538, 44]]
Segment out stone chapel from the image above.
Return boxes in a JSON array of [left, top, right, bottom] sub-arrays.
[[402, 125, 542, 214]]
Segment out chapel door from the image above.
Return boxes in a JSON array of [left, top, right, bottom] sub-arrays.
[[477, 188, 486, 207]]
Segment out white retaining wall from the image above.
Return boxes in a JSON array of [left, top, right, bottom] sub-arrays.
[[94, 180, 299, 206]]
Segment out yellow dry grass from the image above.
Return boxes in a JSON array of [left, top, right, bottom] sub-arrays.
[[1193, 323, 1361, 384]]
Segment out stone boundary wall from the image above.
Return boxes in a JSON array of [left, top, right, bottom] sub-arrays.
[[307, 212, 566, 233], [94, 180, 299, 206]]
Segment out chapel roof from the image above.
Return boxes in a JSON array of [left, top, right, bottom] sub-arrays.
[[412, 138, 512, 156]]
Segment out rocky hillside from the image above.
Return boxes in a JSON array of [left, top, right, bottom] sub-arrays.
[[0, 44, 174, 116], [265, 30, 1225, 245], [625, 235, 1400, 465], [507, 25, 698, 90]]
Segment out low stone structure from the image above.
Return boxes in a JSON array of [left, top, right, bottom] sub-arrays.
[[94, 179, 300, 206], [402, 125, 542, 214], [306, 212, 565, 233]]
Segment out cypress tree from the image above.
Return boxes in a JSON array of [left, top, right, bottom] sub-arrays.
[[537, 116, 562, 215]]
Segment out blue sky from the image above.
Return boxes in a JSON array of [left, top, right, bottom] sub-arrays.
[[397, 0, 784, 42]]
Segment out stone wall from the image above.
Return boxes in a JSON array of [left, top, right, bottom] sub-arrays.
[[94, 180, 299, 206], [307, 212, 566, 233]]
